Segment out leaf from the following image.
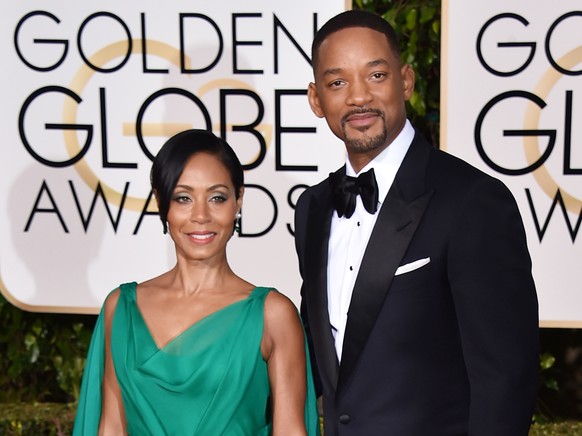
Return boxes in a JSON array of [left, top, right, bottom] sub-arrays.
[[30, 345, 40, 364], [24, 333, 36, 350], [419, 6, 436, 24], [539, 352, 556, 370], [405, 8, 418, 30], [543, 379, 559, 391]]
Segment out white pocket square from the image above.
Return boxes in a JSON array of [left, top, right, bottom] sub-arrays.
[[395, 257, 431, 276]]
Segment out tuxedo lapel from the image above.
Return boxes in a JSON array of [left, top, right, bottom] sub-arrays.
[[302, 178, 340, 390], [338, 135, 435, 391]]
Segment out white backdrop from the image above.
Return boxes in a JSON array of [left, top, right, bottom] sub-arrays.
[[3, 1, 579, 326], [442, 0, 582, 327], [0, 1, 348, 313]]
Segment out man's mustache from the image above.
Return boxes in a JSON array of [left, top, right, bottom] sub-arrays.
[[341, 108, 384, 126]]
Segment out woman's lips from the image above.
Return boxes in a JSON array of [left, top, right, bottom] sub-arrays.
[[188, 232, 216, 244]]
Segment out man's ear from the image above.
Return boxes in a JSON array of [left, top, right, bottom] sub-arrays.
[[307, 82, 325, 118], [401, 64, 416, 101]]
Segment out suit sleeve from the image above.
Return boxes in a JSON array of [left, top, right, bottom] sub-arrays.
[[294, 190, 322, 397], [448, 177, 539, 435], [294, 188, 311, 281]]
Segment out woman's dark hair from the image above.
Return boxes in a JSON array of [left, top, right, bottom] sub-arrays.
[[150, 129, 244, 233], [311, 10, 401, 72]]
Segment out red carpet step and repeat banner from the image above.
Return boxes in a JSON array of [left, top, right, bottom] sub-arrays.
[[0, 1, 348, 313], [443, 1, 582, 326]]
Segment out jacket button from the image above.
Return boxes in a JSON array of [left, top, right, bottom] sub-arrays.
[[339, 414, 351, 424]]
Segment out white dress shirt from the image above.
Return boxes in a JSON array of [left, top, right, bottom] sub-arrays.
[[327, 120, 414, 361]]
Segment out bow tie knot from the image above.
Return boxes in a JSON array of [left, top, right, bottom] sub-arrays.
[[330, 168, 379, 218]]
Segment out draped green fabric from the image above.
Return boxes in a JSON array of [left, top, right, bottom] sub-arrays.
[[73, 283, 320, 435]]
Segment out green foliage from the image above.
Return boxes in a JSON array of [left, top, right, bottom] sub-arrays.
[[353, 0, 441, 146], [535, 351, 567, 423], [0, 403, 75, 435], [0, 403, 580, 436], [529, 421, 582, 435], [540, 352, 559, 392], [0, 294, 95, 403]]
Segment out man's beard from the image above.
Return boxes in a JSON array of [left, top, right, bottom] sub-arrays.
[[344, 127, 387, 153], [341, 109, 387, 153]]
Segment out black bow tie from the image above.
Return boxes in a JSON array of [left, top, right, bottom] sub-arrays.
[[330, 168, 379, 218]]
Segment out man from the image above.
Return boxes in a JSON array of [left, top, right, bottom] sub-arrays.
[[294, 10, 539, 435]]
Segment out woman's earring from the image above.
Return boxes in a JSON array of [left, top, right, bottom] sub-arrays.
[[234, 212, 241, 234]]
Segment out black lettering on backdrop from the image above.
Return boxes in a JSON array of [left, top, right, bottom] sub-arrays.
[[25, 180, 69, 232], [180, 13, 223, 74], [78, 12, 132, 73], [100, 88, 137, 169], [141, 12, 169, 74], [563, 90, 582, 174], [20, 85, 319, 171], [475, 10, 582, 244], [220, 89, 266, 170], [526, 188, 582, 243], [14, 10, 319, 75], [273, 14, 312, 73], [478, 11, 582, 77], [14, 9, 326, 238], [26, 180, 159, 234], [476, 13, 535, 77], [136, 87, 212, 160], [22, 179, 311, 237], [239, 184, 277, 237], [474, 90, 555, 175], [275, 89, 317, 171], [232, 13, 263, 74], [18, 85, 321, 236], [133, 190, 159, 235], [476, 90, 582, 176], [19, 86, 93, 167], [546, 11, 582, 76], [14, 11, 69, 72], [69, 180, 129, 233]]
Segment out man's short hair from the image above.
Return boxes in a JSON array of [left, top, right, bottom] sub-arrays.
[[311, 10, 401, 71]]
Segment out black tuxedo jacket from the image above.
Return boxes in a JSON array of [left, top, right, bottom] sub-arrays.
[[295, 132, 539, 435]]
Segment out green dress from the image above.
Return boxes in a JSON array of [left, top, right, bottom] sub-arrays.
[[73, 283, 320, 435]]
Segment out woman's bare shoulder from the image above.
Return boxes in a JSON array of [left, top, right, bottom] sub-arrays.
[[103, 287, 121, 315], [265, 289, 297, 310], [264, 290, 302, 330]]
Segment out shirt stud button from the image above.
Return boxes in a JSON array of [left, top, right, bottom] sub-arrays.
[[339, 414, 351, 424]]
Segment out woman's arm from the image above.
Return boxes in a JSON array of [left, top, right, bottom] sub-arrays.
[[98, 289, 127, 435], [262, 291, 308, 436]]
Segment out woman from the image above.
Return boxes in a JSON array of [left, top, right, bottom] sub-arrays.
[[73, 130, 319, 435]]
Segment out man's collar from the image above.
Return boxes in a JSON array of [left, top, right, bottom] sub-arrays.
[[346, 120, 414, 203]]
